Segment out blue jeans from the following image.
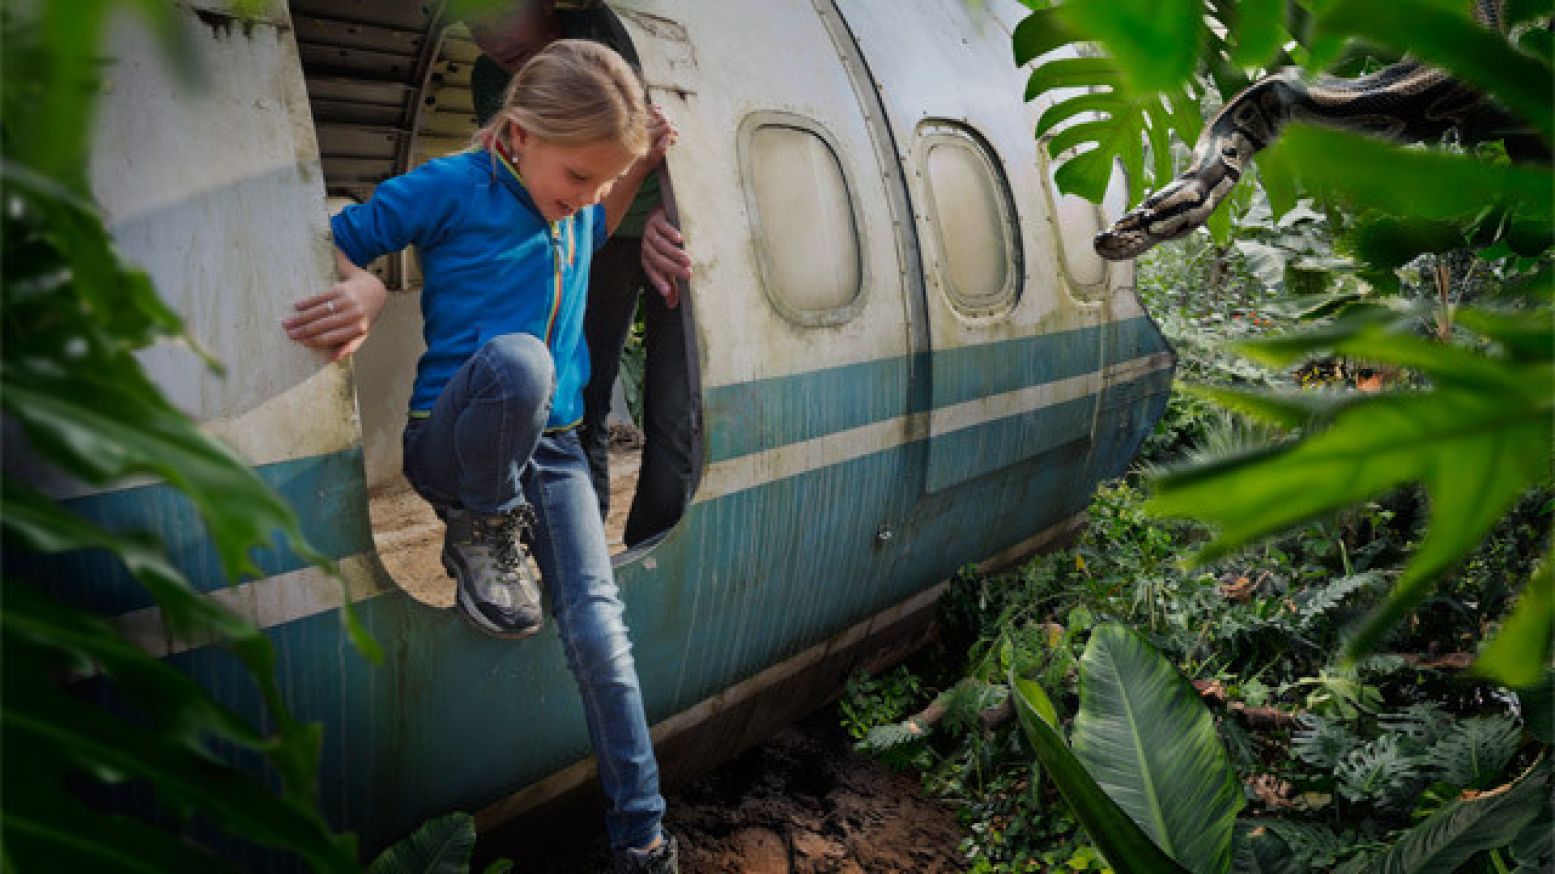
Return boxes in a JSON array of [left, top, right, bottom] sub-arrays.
[[401, 333, 666, 852]]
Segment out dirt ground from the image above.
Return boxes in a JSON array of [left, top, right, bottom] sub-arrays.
[[503, 709, 969, 873]]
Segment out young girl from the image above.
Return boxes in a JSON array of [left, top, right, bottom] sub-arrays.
[[284, 39, 678, 873]]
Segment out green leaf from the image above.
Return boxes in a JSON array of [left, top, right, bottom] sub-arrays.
[[1055, 0, 1202, 94], [1149, 365, 1552, 664], [1234, 303, 1411, 366], [1508, 781, 1553, 872], [1266, 128, 1554, 225], [368, 812, 478, 874], [1013, 6, 1078, 65], [1070, 625, 1243, 874], [1371, 759, 1551, 874], [1474, 553, 1554, 688], [1310, 0, 1554, 142], [1425, 715, 1521, 790], [3, 641, 358, 873], [1512, 671, 1554, 745], [1231, 822, 1307, 874], [1010, 672, 1190, 874], [1178, 384, 1345, 430], [1023, 47, 1201, 206], [1230, 0, 1287, 67], [1456, 307, 1555, 363]]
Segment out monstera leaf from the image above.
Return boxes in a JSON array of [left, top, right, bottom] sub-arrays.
[[1013, 2, 1205, 205], [1014, 0, 1305, 210], [367, 813, 480, 874]]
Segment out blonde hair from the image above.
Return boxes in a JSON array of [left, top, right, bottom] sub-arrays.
[[477, 39, 649, 158]]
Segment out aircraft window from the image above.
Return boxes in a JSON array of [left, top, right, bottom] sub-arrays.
[[917, 124, 1021, 317], [1037, 133, 1113, 298], [740, 113, 864, 326]]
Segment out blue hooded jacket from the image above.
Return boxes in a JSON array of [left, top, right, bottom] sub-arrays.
[[331, 148, 606, 429]]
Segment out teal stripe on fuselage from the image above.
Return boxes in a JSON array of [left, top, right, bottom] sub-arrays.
[[20, 447, 371, 617], [703, 316, 1161, 463]]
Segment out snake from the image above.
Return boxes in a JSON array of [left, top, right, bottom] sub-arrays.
[[1092, 0, 1513, 261]]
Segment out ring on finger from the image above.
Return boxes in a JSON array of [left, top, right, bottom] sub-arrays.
[[327, 300, 336, 315]]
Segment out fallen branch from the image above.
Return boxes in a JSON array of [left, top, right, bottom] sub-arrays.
[[1194, 679, 1301, 729]]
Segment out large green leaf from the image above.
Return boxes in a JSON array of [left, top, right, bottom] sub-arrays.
[[368, 812, 478, 874], [1371, 759, 1550, 874], [1264, 128, 1554, 226], [1016, 5, 1204, 204], [1010, 673, 1190, 874], [1, 1, 376, 866], [2, 633, 358, 872], [1474, 551, 1554, 687], [1228, 0, 1288, 67], [1053, 0, 1202, 94], [1069, 624, 1244, 874]]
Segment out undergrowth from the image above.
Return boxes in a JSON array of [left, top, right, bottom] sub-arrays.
[[839, 233, 1552, 872]]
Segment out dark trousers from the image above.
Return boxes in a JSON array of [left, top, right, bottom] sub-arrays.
[[580, 236, 693, 548]]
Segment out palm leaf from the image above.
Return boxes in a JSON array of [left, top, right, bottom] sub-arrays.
[[1069, 624, 1244, 874], [1010, 672, 1190, 874]]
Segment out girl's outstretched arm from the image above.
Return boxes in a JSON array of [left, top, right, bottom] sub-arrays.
[[283, 248, 388, 362]]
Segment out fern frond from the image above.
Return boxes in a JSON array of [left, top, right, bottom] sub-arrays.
[[859, 721, 926, 755], [1295, 572, 1384, 623], [1293, 713, 1360, 769]]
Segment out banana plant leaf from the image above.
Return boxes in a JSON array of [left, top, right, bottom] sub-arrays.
[[1070, 624, 1244, 874], [1371, 758, 1550, 874], [1011, 672, 1190, 874]]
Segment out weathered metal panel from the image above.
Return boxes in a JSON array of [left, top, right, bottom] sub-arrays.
[[91, 3, 345, 432], [613, 1, 916, 390], [831, 0, 1113, 493]]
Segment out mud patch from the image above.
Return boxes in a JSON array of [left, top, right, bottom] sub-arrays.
[[507, 710, 966, 872]]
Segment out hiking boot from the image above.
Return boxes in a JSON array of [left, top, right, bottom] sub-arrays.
[[442, 506, 543, 640], [615, 832, 678, 874]]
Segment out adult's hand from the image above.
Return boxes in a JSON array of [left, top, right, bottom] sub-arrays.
[[641, 206, 692, 308], [284, 250, 388, 362]]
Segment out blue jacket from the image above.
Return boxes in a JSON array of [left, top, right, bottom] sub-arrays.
[[331, 149, 606, 428]]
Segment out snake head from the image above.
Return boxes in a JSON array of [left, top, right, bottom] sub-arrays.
[[1093, 180, 1194, 261]]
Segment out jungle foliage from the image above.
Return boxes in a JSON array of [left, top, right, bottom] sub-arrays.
[[0, 1, 459, 869], [844, 1, 1551, 870]]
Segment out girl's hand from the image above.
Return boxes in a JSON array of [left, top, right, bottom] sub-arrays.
[[645, 104, 677, 167], [284, 251, 387, 362]]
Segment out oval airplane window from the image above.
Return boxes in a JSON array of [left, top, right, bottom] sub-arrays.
[[916, 123, 1021, 317], [1036, 134, 1118, 298], [740, 113, 865, 326]]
